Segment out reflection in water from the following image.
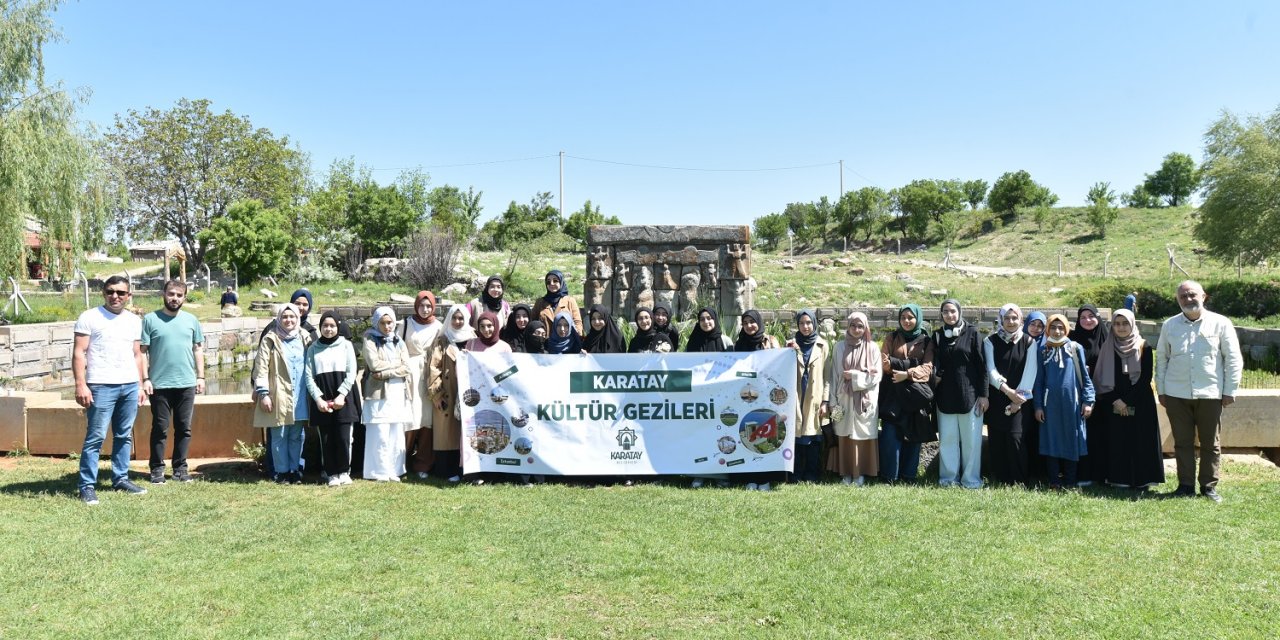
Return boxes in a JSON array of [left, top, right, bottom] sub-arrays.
[[57, 368, 255, 400]]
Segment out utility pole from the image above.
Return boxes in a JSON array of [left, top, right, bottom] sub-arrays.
[[839, 160, 844, 199], [559, 151, 565, 216]]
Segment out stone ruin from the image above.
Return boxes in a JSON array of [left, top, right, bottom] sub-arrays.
[[583, 225, 754, 323]]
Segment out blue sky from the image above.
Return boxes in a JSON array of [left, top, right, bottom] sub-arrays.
[[43, 1, 1280, 226]]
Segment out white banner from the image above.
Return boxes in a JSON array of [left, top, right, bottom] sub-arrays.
[[458, 350, 798, 476]]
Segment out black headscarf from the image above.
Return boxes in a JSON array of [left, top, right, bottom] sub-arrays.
[[685, 307, 728, 353], [628, 307, 658, 353], [316, 311, 342, 345], [792, 309, 818, 355], [735, 310, 770, 352], [1069, 303, 1108, 368], [480, 275, 505, 313], [582, 304, 625, 354], [521, 320, 548, 354], [652, 302, 681, 351], [502, 304, 532, 350], [542, 270, 569, 307]]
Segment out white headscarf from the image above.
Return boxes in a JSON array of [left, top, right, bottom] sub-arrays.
[[997, 303, 1024, 343], [442, 304, 477, 344]]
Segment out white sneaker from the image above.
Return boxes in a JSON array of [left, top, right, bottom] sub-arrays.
[[745, 482, 759, 491], [327, 476, 342, 487], [389, 475, 401, 482], [842, 476, 854, 486], [758, 483, 772, 492], [339, 473, 353, 485], [690, 479, 704, 489], [416, 471, 429, 479], [854, 476, 866, 487]]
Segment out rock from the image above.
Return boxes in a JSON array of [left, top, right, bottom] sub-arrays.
[[356, 257, 407, 283], [586, 225, 750, 245], [905, 283, 926, 292], [470, 275, 488, 292], [343, 289, 354, 295], [930, 289, 948, 297], [441, 283, 467, 298], [389, 293, 414, 304], [849, 267, 865, 276], [810, 263, 826, 271], [818, 258, 832, 267], [220, 305, 243, 318], [866, 275, 892, 283], [260, 288, 277, 299], [1048, 287, 1065, 294], [326, 289, 337, 296], [896, 273, 914, 281], [782, 262, 796, 270], [834, 257, 853, 266]]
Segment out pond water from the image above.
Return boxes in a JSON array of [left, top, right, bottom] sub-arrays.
[[57, 368, 255, 400]]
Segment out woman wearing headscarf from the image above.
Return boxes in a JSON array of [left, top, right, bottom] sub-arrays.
[[1024, 311, 1048, 347], [684, 307, 733, 352], [467, 311, 512, 353], [652, 303, 681, 351], [787, 309, 830, 483], [734, 310, 780, 352], [827, 311, 881, 486], [522, 320, 549, 354], [428, 304, 475, 482], [253, 304, 312, 484], [627, 308, 659, 353], [502, 304, 533, 353], [1020, 309, 1049, 479], [878, 303, 934, 484], [1070, 303, 1109, 486], [305, 312, 358, 486], [361, 307, 413, 482], [932, 299, 988, 489], [532, 270, 583, 335], [1034, 314, 1095, 490], [400, 291, 441, 479], [468, 275, 512, 330], [546, 311, 584, 355], [1096, 309, 1164, 490], [582, 305, 625, 354], [983, 304, 1039, 486]]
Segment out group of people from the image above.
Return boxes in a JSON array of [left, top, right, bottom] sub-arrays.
[[72, 271, 1243, 504]]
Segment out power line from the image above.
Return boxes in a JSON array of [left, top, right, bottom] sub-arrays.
[[369, 154, 559, 171], [841, 164, 880, 187], [566, 155, 838, 173]]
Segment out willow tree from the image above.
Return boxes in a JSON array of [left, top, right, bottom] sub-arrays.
[[0, 0, 109, 279]]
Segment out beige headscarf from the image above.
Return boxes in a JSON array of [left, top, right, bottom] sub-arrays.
[[1094, 309, 1143, 395], [841, 311, 879, 414]]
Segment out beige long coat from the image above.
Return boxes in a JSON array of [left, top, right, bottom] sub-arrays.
[[427, 333, 462, 451], [793, 337, 830, 438], [252, 330, 313, 428]]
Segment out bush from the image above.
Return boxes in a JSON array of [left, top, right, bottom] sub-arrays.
[[1074, 279, 1280, 320], [1073, 282, 1178, 319], [400, 229, 463, 292]]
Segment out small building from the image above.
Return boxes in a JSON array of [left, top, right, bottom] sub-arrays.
[[128, 240, 183, 262]]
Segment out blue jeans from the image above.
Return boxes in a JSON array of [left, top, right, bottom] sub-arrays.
[[938, 410, 984, 489], [79, 383, 139, 488], [878, 421, 922, 481], [270, 422, 305, 475]]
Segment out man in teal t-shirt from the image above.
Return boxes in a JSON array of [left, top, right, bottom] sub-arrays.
[[141, 280, 206, 483]]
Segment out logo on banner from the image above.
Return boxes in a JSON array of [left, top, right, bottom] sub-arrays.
[[570, 371, 693, 393], [612, 424, 643, 460]]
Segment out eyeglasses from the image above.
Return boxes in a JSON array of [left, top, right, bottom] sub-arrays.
[[105, 289, 130, 297]]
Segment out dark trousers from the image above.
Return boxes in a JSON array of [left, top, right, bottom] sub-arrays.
[[1046, 457, 1078, 487], [150, 387, 196, 473], [1164, 396, 1223, 490], [986, 426, 1028, 486], [320, 423, 353, 476], [791, 436, 824, 482]]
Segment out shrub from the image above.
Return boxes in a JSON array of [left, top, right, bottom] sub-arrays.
[[401, 229, 463, 292]]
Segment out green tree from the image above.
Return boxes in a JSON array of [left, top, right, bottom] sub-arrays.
[[1085, 181, 1119, 238], [197, 199, 296, 282], [563, 200, 621, 247], [753, 212, 789, 250], [808, 196, 835, 247], [987, 170, 1058, 214], [426, 184, 484, 241], [489, 192, 564, 250], [0, 0, 112, 279], [937, 210, 968, 250], [962, 179, 989, 210], [102, 98, 307, 268], [834, 187, 891, 243], [1194, 106, 1280, 263], [1121, 183, 1160, 208], [892, 179, 965, 239], [783, 201, 814, 243], [344, 181, 424, 257], [1143, 151, 1199, 207]]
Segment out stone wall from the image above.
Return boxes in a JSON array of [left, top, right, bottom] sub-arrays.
[[584, 225, 753, 322], [0, 317, 271, 392]]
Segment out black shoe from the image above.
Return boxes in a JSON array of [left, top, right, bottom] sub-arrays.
[[79, 486, 100, 505], [290, 472, 304, 485], [1170, 485, 1195, 498], [273, 474, 289, 485], [113, 479, 148, 495], [172, 470, 193, 483], [149, 470, 166, 485], [1201, 488, 1223, 503]]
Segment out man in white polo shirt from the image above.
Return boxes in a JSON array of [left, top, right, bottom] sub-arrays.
[[73, 275, 148, 505], [1155, 280, 1243, 503]]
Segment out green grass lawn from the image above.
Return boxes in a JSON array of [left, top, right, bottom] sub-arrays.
[[1, 456, 1277, 639]]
